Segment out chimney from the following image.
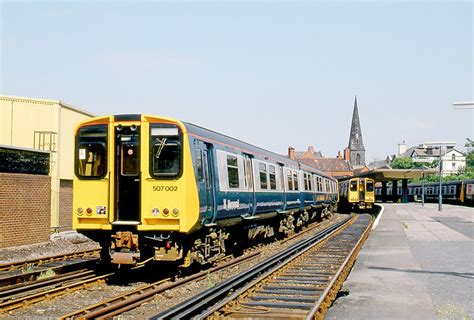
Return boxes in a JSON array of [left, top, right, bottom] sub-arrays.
[[308, 145, 314, 153], [398, 140, 407, 156], [344, 147, 350, 161], [337, 151, 342, 159], [288, 146, 295, 160]]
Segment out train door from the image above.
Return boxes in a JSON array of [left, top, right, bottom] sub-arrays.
[[195, 141, 215, 222], [278, 163, 288, 210], [278, 163, 286, 210], [359, 179, 365, 202], [114, 125, 140, 223], [243, 154, 255, 215]]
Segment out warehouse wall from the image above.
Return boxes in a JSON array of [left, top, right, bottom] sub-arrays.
[[0, 173, 51, 248]]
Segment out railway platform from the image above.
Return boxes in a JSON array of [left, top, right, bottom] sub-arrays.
[[326, 203, 473, 320]]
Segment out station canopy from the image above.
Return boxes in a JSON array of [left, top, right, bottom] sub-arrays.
[[353, 168, 438, 182]]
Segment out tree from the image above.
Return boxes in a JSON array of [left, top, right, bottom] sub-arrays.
[[465, 138, 474, 170], [390, 157, 414, 169]]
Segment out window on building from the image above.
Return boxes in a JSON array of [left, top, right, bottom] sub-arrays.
[[269, 165, 277, 190], [259, 162, 268, 190], [356, 153, 361, 165], [452, 154, 456, 160], [452, 162, 456, 169], [227, 155, 240, 188]]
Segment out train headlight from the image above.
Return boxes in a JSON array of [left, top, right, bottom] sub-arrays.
[[163, 208, 170, 216], [172, 208, 179, 217], [152, 208, 160, 216], [77, 208, 83, 216], [86, 208, 93, 216]]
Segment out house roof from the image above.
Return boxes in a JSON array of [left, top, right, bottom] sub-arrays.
[[401, 144, 464, 158], [0, 94, 95, 117], [295, 150, 323, 159]]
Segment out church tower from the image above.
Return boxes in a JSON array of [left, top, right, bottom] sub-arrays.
[[348, 96, 366, 168]]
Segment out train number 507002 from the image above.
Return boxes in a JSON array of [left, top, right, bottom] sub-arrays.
[[153, 186, 178, 192]]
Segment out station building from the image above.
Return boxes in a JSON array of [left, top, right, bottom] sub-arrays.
[[0, 95, 94, 231]]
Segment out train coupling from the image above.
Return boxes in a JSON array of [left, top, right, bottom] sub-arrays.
[[110, 231, 140, 265], [154, 242, 183, 261]]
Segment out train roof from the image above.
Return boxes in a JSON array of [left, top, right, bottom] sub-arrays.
[[183, 122, 335, 180], [76, 114, 335, 181]]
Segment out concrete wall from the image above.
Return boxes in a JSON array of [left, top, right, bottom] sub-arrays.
[[0, 173, 51, 248], [0, 95, 94, 227]]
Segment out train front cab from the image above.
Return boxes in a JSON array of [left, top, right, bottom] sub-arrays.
[[346, 178, 375, 210], [73, 115, 201, 265]]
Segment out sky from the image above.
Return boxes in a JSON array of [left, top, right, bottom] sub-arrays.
[[1, 1, 473, 163]]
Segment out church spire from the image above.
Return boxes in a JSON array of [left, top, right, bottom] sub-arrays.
[[348, 95, 366, 168]]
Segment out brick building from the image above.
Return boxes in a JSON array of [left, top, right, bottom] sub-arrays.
[[0, 146, 52, 248]]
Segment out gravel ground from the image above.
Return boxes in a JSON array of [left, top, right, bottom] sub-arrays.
[[0, 232, 100, 265], [2, 214, 346, 319]]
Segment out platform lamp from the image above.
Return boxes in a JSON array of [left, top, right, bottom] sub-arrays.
[[425, 142, 456, 211], [412, 160, 430, 206], [452, 101, 474, 109]]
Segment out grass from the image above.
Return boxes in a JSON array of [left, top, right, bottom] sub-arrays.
[[37, 269, 56, 280]]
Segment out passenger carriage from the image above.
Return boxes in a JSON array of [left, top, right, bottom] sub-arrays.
[[73, 114, 338, 266]]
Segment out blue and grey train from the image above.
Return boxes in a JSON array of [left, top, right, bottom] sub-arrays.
[[375, 179, 474, 206], [73, 114, 339, 267]]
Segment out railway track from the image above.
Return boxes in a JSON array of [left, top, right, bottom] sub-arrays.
[[60, 252, 261, 319], [0, 249, 104, 314], [0, 249, 100, 272], [153, 213, 373, 319], [1, 215, 346, 317], [0, 269, 111, 314], [58, 215, 343, 319]]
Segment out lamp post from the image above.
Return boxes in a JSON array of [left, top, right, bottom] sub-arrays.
[[452, 101, 474, 109], [413, 160, 430, 207], [426, 141, 456, 212]]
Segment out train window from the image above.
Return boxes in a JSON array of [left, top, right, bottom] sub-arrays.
[[259, 163, 268, 190], [121, 143, 139, 176], [196, 148, 203, 182], [76, 125, 108, 179], [350, 181, 357, 192], [269, 165, 277, 190], [304, 173, 311, 191], [150, 125, 182, 178], [243, 157, 252, 190], [287, 170, 293, 191], [152, 141, 180, 176], [366, 180, 374, 192], [293, 171, 299, 191], [227, 156, 240, 188]]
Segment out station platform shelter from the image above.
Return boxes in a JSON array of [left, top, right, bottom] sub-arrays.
[[354, 168, 438, 203]]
